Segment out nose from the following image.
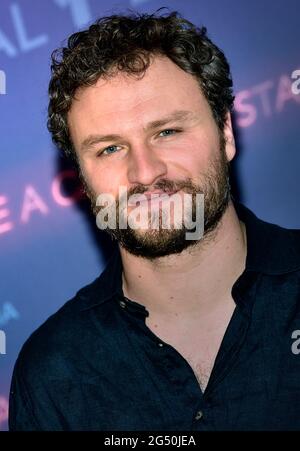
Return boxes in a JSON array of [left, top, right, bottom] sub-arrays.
[[127, 142, 168, 187]]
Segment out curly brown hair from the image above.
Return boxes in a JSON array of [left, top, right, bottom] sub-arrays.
[[47, 9, 235, 163]]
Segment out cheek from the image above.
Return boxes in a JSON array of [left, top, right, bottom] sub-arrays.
[[80, 158, 125, 197], [168, 135, 215, 175]]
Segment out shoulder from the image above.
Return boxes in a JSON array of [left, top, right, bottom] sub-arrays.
[[13, 247, 122, 383], [9, 274, 116, 430], [14, 275, 110, 381], [239, 201, 300, 275]]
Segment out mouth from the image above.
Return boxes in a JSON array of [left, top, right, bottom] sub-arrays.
[[138, 190, 179, 200]]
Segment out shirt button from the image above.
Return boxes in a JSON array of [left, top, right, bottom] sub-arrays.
[[195, 410, 203, 420], [119, 300, 126, 308], [158, 342, 164, 347]]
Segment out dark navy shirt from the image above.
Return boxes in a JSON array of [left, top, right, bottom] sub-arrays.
[[9, 201, 300, 431]]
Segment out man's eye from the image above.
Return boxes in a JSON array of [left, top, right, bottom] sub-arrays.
[[98, 145, 120, 156], [158, 129, 181, 137]]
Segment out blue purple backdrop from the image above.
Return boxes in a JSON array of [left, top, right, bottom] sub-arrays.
[[0, 0, 299, 431]]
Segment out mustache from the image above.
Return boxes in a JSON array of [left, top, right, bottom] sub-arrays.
[[125, 178, 199, 199]]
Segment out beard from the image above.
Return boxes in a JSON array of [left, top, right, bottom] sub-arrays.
[[80, 134, 231, 261]]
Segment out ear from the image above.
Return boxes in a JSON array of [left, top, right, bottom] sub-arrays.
[[223, 112, 236, 162]]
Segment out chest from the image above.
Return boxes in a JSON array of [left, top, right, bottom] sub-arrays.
[[146, 309, 234, 392], [171, 333, 224, 392]]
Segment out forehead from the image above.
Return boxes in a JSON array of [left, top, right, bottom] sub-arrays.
[[68, 55, 210, 139]]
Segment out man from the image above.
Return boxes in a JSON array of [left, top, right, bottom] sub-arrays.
[[9, 11, 300, 431]]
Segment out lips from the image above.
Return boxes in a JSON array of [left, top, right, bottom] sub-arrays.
[[136, 190, 178, 202]]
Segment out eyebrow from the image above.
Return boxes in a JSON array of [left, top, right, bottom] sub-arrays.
[[79, 110, 196, 152]]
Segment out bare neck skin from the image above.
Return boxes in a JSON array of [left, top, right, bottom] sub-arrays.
[[121, 200, 247, 323]]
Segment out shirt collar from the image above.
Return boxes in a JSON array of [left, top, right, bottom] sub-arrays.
[[78, 199, 300, 310]]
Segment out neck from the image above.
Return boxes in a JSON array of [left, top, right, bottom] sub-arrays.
[[120, 199, 247, 319]]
